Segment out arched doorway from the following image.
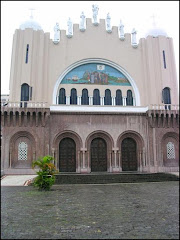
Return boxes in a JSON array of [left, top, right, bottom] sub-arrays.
[[59, 138, 76, 172], [91, 138, 107, 172], [121, 138, 137, 171]]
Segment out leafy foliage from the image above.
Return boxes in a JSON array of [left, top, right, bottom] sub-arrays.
[[32, 155, 58, 191]]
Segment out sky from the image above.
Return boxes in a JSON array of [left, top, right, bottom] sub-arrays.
[[1, 1, 179, 94]]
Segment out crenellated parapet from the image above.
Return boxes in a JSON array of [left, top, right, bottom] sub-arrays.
[[1, 108, 50, 127], [147, 108, 179, 128]]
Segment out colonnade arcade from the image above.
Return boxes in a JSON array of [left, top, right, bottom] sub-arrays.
[[7, 130, 179, 172], [57, 88, 136, 106], [52, 130, 145, 173]]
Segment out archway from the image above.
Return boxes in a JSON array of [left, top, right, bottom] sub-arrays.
[[52, 130, 82, 172], [85, 130, 114, 172], [59, 138, 76, 172], [121, 138, 137, 171], [10, 131, 36, 169], [91, 138, 107, 172], [117, 131, 145, 171], [53, 58, 141, 106]]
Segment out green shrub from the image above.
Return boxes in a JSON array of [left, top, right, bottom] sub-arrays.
[[32, 155, 58, 191]]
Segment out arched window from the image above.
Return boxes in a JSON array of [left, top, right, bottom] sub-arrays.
[[93, 89, 100, 105], [104, 89, 112, 105], [59, 88, 66, 104], [81, 89, 89, 105], [116, 90, 123, 105], [70, 88, 77, 104], [21, 83, 29, 101], [18, 142, 28, 161], [126, 90, 133, 106], [162, 87, 171, 109], [167, 142, 175, 159], [162, 87, 171, 104]]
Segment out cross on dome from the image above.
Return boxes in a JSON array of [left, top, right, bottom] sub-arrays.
[[19, 8, 42, 31], [150, 14, 158, 28], [29, 8, 35, 19]]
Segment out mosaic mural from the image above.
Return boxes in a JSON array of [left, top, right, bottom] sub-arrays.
[[61, 63, 131, 86]]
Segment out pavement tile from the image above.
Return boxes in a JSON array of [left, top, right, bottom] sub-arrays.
[[1, 181, 179, 239]]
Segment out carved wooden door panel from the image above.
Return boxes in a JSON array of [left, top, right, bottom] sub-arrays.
[[91, 138, 107, 172], [59, 138, 76, 172], [122, 138, 137, 171]]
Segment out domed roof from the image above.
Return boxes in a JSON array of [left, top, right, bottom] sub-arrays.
[[19, 16, 42, 31], [145, 26, 168, 38]]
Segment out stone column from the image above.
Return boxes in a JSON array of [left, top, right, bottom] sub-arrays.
[[114, 150, 117, 168], [77, 96, 81, 105], [109, 151, 112, 172], [66, 96, 70, 105], [100, 97, 103, 105], [82, 150, 86, 168], [80, 149, 88, 173], [112, 149, 120, 172], [112, 97, 116, 106], [100, 96, 104, 105], [87, 150, 90, 173], [89, 96, 93, 105], [78, 151, 81, 173], [118, 150, 122, 171], [139, 150, 143, 171], [123, 97, 126, 106]]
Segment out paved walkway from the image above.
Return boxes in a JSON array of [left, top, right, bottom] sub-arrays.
[[1, 175, 37, 186], [1, 181, 179, 239]]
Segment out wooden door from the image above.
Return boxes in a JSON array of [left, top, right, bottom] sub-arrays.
[[91, 138, 107, 172], [59, 138, 76, 172], [122, 138, 137, 171]]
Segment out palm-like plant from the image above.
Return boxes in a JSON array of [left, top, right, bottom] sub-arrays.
[[32, 155, 58, 191]]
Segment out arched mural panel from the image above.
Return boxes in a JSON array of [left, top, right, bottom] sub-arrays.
[[53, 59, 141, 105], [61, 63, 131, 86]]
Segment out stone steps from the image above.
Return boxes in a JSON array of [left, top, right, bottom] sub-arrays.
[[55, 172, 179, 184]]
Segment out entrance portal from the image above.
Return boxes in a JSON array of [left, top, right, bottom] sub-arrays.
[[59, 138, 76, 172], [91, 138, 107, 172], [122, 138, 137, 171]]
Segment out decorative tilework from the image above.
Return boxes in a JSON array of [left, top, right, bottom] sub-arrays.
[[18, 142, 28, 160], [167, 142, 175, 159]]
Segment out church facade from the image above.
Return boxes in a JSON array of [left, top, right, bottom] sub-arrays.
[[1, 8, 179, 175]]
